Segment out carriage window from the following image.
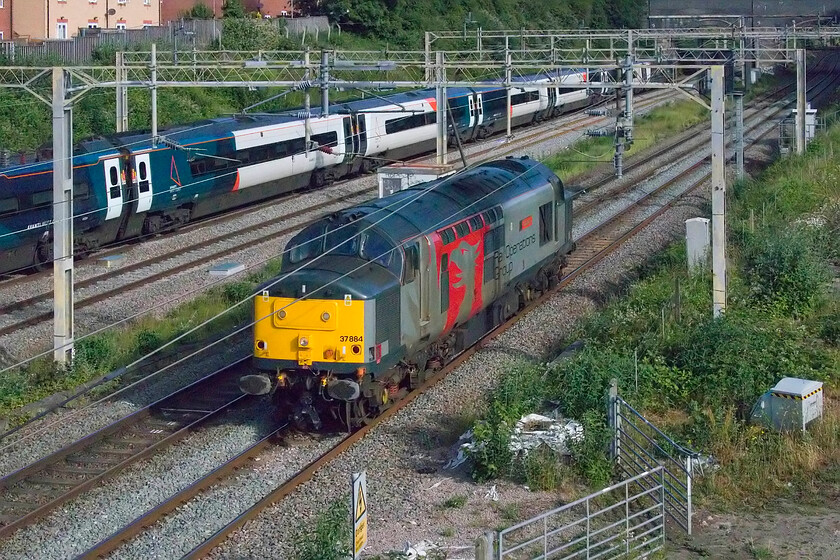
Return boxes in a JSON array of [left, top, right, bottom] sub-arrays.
[[109, 166, 119, 186], [440, 253, 449, 312], [385, 112, 436, 134], [539, 202, 553, 246], [32, 190, 52, 208], [311, 132, 338, 149], [139, 161, 148, 181], [403, 243, 419, 284], [0, 196, 18, 216], [73, 181, 90, 202]]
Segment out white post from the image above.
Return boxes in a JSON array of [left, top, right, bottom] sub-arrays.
[[796, 48, 807, 154], [321, 50, 330, 116], [52, 68, 74, 364], [505, 39, 512, 139], [115, 51, 128, 133], [304, 48, 311, 154], [710, 65, 727, 318], [734, 91, 744, 179], [151, 43, 158, 146], [435, 51, 447, 165]]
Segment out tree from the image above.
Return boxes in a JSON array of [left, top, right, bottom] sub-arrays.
[[222, 0, 247, 18], [185, 2, 214, 19]]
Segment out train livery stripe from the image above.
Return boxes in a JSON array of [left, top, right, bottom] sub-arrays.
[[232, 170, 240, 192]]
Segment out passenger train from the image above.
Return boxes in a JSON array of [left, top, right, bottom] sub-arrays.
[[240, 156, 575, 430], [0, 69, 593, 275]]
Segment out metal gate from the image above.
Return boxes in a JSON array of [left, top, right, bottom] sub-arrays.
[[497, 468, 666, 560], [608, 382, 699, 534]]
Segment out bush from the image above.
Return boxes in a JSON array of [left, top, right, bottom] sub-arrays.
[[134, 329, 164, 355], [221, 281, 254, 306], [742, 227, 828, 315]]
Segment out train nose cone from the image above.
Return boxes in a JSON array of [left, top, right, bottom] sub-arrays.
[[239, 374, 273, 395]]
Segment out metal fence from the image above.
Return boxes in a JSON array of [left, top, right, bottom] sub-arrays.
[[0, 20, 222, 64], [498, 468, 666, 560], [608, 383, 699, 534]]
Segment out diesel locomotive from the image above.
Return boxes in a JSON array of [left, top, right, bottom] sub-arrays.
[[239, 156, 575, 430], [0, 69, 592, 276]]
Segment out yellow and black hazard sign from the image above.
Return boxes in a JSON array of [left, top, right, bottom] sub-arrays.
[[352, 472, 368, 559]]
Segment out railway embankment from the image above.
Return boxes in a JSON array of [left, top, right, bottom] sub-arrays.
[[467, 116, 840, 557]]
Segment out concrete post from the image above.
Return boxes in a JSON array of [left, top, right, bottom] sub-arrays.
[[151, 43, 158, 146], [321, 50, 330, 117], [304, 48, 311, 154], [710, 66, 727, 318], [115, 51, 128, 133], [505, 39, 512, 139], [685, 218, 711, 274], [796, 48, 807, 154], [424, 32, 432, 85], [734, 91, 745, 179], [52, 68, 74, 364], [435, 51, 447, 165], [475, 531, 494, 560]]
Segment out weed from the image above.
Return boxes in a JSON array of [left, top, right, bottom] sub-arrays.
[[747, 540, 776, 559], [496, 502, 522, 523], [440, 526, 455, 538], [442, 494, 468, 509], [292, 500, 350, 560]]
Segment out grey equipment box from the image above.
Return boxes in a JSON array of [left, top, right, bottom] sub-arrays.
[[376, 163, 456, 198], [753, 377, 824, 432]]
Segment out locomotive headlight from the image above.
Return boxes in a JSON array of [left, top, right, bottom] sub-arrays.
[[321, 311, 331, 322], [299, 336, 309, 347], [277, 309, 286, 319], [256, 340, 268, 351]]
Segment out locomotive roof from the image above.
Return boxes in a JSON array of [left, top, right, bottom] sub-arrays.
[[329, 157, 557, 245]]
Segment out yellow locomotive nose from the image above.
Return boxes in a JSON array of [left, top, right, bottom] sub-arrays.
[[253, 295, 365, 367]]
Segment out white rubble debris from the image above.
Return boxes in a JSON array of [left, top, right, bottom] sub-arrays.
[[509, 413, 583, 456]]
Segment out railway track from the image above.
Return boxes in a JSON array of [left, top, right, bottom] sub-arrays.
[[69, 70, 838, 558], [0, 358, 252, 540], [0, 91, 677, 342], [0, 66, 833, 553]]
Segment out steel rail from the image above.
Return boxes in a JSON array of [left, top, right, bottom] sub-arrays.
[[0, 356, 252, 539]]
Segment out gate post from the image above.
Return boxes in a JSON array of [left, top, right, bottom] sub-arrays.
[[608, 379, 620, 463], [475, 531, 494, 560], [685, 455, 693, 535]]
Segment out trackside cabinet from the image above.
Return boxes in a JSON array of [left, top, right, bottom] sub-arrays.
[[755, 377, 824, 432]]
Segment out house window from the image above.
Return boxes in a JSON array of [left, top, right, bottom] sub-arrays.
[[118, 0, 127, 4], [116, 22, 126, 30], [89, 0, 97, 3], [144, 0, 151, 5], [56, 22, 68, 39], [88, 22, 100, 29], [0, 1, 5, 9]]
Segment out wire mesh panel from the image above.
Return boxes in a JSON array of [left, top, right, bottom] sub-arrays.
[[498, 468, 665, 560], [609, 388, 698, 534]]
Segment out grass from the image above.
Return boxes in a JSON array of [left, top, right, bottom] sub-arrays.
[[442, 494, 468, 509], [467, 110, 840, 509], [542, 99, 708, 180]]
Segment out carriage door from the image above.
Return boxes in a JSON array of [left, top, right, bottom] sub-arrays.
[[476, 95, 484, 126], [356, 114, 368, 156], [547, 84, 557, 117], [103, 158, 124, 221], [132, 153, 153, 214], [467, 96, 476, 131]]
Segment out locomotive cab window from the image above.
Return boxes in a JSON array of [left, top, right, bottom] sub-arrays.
[[289, 224, 326, 264], [359, 230, 393, 268], [539, 202, 553, 246]]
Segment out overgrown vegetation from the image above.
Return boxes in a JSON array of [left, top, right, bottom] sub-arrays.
[[469, 114, 840, 509], [544, 99, 708, 180]]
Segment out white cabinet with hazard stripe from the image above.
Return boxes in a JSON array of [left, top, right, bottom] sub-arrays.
[[751, 377, 824, 432]]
